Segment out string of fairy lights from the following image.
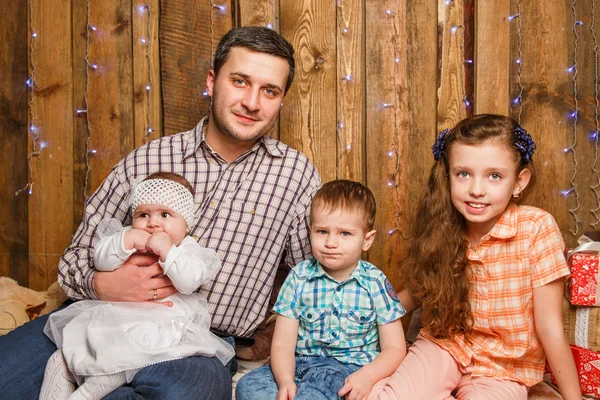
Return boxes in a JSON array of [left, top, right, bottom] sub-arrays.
[[336, 0, 352, 170], [591, 0, 600, 228], [139, 3, 155, 141], [510, 1, 524, 122], [15, 0, 44, 196], [384, 2, 404, 238], [563, 0, 582, 236]]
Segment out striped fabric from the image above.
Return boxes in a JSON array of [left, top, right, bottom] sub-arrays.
[[58, 117, 321, 337], [274, 258, 406, 366], [422, 203, 570, 386]]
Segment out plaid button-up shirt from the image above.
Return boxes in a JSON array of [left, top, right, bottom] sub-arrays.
[[274, 258, 406, 366], [58, 117, 321, 337], [422, 204, 570, 386]]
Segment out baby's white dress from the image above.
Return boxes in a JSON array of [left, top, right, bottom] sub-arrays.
[[44, 219, 234, 383]]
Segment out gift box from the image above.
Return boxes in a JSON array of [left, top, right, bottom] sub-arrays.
[[545, 345, 600, 398], [563, 297, 600, 352], [566, 234, 600, 306]]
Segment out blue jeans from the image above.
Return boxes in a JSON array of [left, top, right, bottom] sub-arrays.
[[236, 356, 361, 400], [0, 300, 236, 400]]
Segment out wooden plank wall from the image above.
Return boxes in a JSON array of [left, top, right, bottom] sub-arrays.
[[1, 0, 598, 292]]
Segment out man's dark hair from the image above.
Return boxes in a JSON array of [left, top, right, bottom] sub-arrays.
[[213, 26, 295, 94]]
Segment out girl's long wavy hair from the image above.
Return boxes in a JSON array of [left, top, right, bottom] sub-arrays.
[[403, 114, 535, 339]]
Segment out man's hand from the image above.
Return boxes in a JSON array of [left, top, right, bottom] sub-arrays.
[[338, 369, 376, 400], [277, 381, 297, 400], [94, 253, 177, 302]]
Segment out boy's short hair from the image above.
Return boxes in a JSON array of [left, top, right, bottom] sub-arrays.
[[310, 180, 376, 230]]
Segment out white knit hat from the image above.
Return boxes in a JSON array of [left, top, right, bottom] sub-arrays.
[[129, 178, 196, 227]]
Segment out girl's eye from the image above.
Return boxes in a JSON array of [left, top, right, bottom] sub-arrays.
[[457, 171, 469, 178], [490, 173, 501, 180]]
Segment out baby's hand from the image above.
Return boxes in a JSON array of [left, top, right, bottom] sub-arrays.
[[277, 381, 297, 400], [338, 370, 376, 400], [146, 232, 173, 262], [124, 229, 151, 252]]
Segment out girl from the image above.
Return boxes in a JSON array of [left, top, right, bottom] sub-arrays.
[[368, 114, 581, 400], [39, 172, 234, 399]]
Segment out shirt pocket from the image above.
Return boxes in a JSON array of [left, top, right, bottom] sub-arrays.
[[344, 308, 376, 338], [300, 307, 328, 338]]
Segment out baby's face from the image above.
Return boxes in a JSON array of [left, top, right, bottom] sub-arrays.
[[132, 204, 188, 245]]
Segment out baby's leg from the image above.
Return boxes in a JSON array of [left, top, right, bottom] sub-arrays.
[[69, 372, 127, 400], [368, 336, 462, 400], [39, 349, 76, 400], [454, 373, 527, 400]]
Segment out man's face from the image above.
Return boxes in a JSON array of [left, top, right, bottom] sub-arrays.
[[206, 47, 289, 147]]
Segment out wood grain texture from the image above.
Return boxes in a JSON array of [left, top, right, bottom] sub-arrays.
[[160, 0, 233, 135], [510, 0, 572, 244], [133, 0, 162, 147], [0, 1, 28, 285], [27, 0, 74, 290], [86, 0, 135, 193], [279, 0, 338, 183], [365, 1, 409, 288], [336, 0, 364, 182], [475, 0, 510, 115], [437, 0, 468, 129]]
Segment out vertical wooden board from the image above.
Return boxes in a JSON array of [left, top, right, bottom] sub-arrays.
[[365, 0, 409, 288], [336, 0, 364, 182], [0, 1, 28, 284], [86, 0, 134, 193], [279, 0, 338, 183], [475, 0, 510, 115], [72, 0, 90, 232], [160, 0, 233, 136], [569, 0, 598, 233], [405, 0, 440, 258], [238, 0, 281, 140], [510, 0, 572, 243], [588, 0, 600, 230], [239, 0, 279, 30], [133, 0, 162, 147], [437, 0, 467, 128], [28, 0, 74, 290]]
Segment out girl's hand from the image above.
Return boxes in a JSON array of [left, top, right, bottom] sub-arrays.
[[277, 381, 296, 400], [338, 370, 376, 400], [124, 229, 151, 252], [146, 231, 173, 261]]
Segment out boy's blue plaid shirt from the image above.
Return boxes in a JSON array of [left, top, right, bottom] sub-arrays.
[[273, 257, 406, 366]]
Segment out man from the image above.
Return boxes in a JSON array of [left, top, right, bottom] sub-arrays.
[[0, 26, 321, 399]]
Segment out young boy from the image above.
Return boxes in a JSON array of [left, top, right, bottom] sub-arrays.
[[236, 180, 407, 400]]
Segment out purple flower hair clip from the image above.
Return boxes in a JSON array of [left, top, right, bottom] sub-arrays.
[[431, 129, 450, 161], [513, 125, 536, 163]]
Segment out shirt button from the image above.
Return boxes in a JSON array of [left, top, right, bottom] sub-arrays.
[[333, 310, 339, 316], [332, 332, 337, 337], [210, 201, 216, 207], [360, 316, 365, 321], [336, 287, 341, 292], [307, 313, 313, 319]]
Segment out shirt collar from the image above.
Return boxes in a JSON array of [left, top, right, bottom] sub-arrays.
[[184, 116, 285, 160], [306, 258, 369, 289], [487, 202, 518, 239]]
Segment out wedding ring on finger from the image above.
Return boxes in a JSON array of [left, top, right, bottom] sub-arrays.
[[152, 288, 158, 300]]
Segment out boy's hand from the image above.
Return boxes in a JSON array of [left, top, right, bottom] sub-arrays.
[[124, 229, 151, 252], [277, 381, 297, 400], [146, 232, 173, 262], [338, 369, 376, 400]]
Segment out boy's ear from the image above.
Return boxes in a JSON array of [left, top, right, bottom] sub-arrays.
[[362, 230, 377, 251]]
